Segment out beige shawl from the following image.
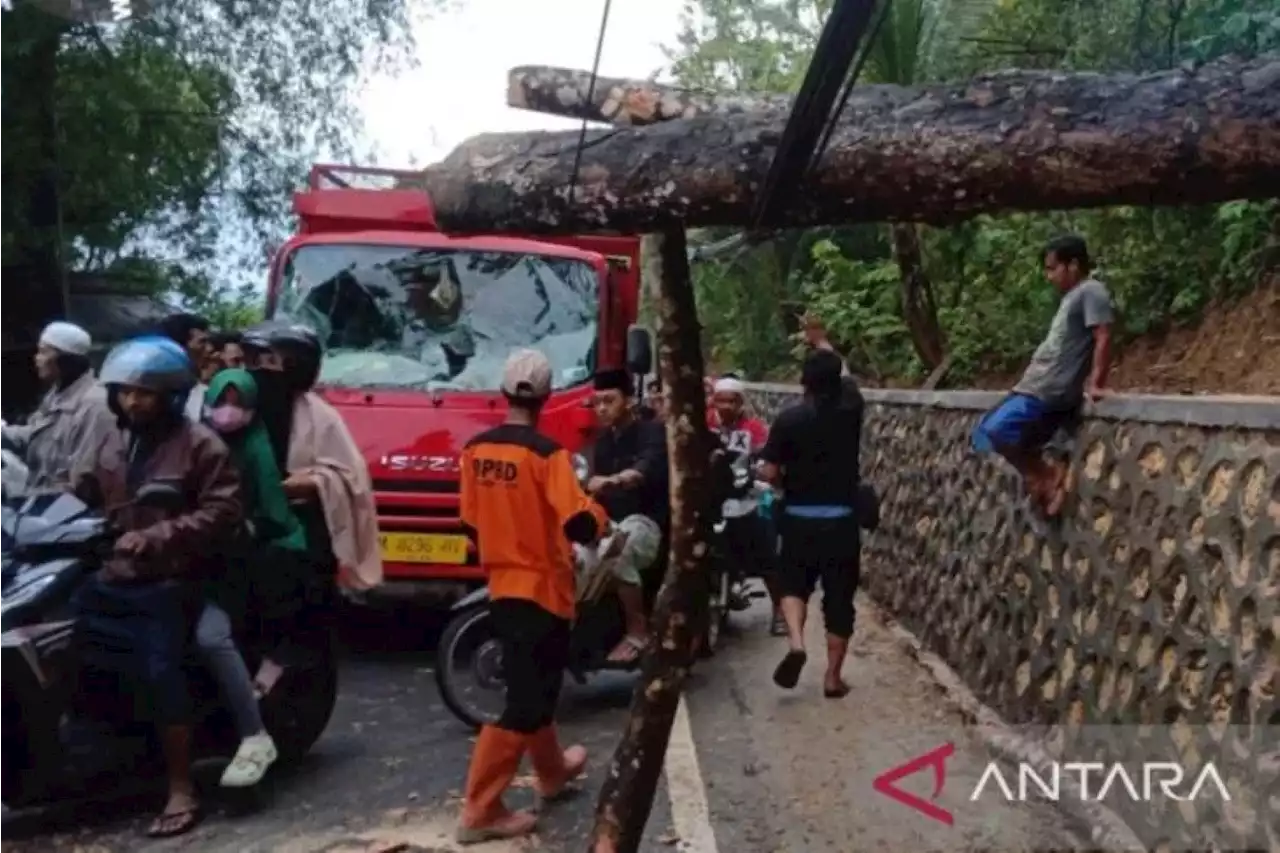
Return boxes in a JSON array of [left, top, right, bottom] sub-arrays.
[[288, 392, 383, 589]]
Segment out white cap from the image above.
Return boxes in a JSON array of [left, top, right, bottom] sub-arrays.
[[501, 348, 552, 400], [39, 321, 92, 356], [713, 377, 746, 395]]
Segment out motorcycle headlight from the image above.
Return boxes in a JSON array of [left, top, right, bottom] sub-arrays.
[[1, 572, 57, 614], [572, 452, 591, 486]]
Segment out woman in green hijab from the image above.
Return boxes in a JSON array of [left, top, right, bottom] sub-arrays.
[[195, 368, 308, 788]]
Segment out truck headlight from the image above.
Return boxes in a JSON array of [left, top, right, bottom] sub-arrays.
[[572, 453, 590, 485]]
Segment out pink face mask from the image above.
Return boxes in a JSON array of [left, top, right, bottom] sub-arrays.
[[207, 404, 253, 434]]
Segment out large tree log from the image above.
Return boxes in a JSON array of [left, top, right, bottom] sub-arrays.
[[507, 65, 790, 126], [415, 56, 1280, 232], [588, 228, 716, 853]]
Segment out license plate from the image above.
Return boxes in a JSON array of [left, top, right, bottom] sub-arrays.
[[378, 532, 469, 565]]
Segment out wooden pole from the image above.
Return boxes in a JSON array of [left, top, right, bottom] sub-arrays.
[[588, 225, 716, 852]]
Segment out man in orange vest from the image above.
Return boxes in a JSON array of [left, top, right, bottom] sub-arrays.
[[455, 348, 611, 844]]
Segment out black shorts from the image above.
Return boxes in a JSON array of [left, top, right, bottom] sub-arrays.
[[777, 514, 860, 638]]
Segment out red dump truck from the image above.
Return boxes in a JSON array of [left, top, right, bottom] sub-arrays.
[[264, 164, 650, 601]]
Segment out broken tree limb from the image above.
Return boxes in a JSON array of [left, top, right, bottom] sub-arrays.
[[417, 56, 1280, 232], [507, 65, 790, 127], [588, 227, 715, 853]]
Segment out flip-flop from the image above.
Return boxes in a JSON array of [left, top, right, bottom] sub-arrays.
[[824, 680, 851, 699], [773, 649, 807, 689], [606, 635, 648, 664], [146, 805, 202, 838]]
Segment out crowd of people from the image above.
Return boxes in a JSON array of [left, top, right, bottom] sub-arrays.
[[451, 233, 1114, 843], [3, 314, 379, 837], [1, 233, 1113, 844]]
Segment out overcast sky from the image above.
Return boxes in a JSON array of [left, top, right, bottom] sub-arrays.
[[358, 0, 688, 167]]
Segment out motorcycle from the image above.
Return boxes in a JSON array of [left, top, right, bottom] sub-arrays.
[[1, 485, 339, 807], [704, 457, 773, 655], [434, 454, 767, 729]]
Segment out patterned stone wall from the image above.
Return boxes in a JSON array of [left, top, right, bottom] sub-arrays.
[[745, 384, 1280, 849]]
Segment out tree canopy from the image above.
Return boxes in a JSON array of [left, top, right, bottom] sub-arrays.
[[1, 0, 424, 333], [661, 0, 1279, 386]]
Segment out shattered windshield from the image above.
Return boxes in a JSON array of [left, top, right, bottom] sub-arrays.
[[273, 244, 599, 392]]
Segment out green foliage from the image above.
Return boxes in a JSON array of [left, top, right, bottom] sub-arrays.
[[669, 0, 1279, 387], [2, 0, 424, 336]]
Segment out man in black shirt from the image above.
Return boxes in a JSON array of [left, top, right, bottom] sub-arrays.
[[759, 350, 864, 698], [588, 369, 669, 663]]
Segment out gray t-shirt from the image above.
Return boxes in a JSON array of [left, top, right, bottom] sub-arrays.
[[1013, 278, 1114, 409]]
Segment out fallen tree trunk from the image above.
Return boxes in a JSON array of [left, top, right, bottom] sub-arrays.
[[508, 65, 791, 126], [588, 228, 715, 853], [415, 56, 1280, 232]]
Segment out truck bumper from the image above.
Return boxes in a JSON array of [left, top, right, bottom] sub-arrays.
[[351, 562, 485, 608]]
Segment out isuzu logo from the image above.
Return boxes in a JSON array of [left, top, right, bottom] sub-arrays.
[[379, 454, 461, 473]]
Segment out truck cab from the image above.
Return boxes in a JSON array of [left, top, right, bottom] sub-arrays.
[[265, 164, 647, 601]]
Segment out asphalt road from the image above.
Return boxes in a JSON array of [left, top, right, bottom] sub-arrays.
[[2, 606, 677, 853], [5, 595, 1087, 853]]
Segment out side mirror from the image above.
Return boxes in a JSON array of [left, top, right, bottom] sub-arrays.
[[134, 482, 185, 514], [626, 325, 653, 376]]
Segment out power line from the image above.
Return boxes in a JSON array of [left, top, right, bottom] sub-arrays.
[[566, 0, 614, 209], [808, 0, 893, 179], [748, 0, 881, 231]]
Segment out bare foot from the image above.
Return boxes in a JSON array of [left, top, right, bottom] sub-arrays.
[[606, 635, 648, 663], [1043, 465, 1072, 517]]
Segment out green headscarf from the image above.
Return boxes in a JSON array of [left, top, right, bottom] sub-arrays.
[[205, 368, 307, 552]]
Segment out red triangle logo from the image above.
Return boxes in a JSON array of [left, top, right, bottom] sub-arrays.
[[872, 742, 956, 826]]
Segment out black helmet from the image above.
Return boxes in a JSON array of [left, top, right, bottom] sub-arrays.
[[242, 320, 323, 392]]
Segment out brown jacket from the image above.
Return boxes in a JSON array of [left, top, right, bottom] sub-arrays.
[[74, 420, 243, 581]]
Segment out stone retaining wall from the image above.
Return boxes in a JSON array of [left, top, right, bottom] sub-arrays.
[[744, 384, 1280, 850]]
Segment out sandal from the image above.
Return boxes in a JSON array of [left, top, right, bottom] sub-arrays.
[[146, 805, 202, 838], [606, 634, 648, 664], [773, 649, 807, 689], [824, 679, 851, 699]]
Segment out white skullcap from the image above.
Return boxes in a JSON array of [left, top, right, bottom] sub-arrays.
[[39, 321, 92, 357], [713, 377, 746, 395]]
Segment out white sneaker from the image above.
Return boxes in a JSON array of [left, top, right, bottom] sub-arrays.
[[219, 732, 278, 788]]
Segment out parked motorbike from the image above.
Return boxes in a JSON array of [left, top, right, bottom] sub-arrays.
[[1, 485, 339, 807], [705, 458, 772, 654], [434, 454, 766, 729]]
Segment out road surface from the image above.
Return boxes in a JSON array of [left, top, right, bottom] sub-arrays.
[[5, 597, 1085, 852]]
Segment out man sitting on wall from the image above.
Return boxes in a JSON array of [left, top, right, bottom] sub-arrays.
[[587, 368, 669, 664], [971, 234, 1114, 517]]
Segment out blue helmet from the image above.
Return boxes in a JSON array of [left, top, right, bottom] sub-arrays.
[[100, 335, 196, 418]]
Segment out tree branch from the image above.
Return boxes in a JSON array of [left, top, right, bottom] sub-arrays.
[[412, 56, 1280, 233]]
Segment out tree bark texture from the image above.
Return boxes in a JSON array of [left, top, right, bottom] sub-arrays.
[[511, 71, 947, 367], [416, 57, 1280, 233], [589, 226, 715, 853], [890, 222, 947, 370]]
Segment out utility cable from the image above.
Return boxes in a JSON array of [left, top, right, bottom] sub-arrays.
[[567, 0, 614, 209], [749, 0, 880, 230], [808, 0, 894, 178]]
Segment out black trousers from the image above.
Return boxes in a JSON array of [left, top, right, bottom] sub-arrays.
[[491, 598, 571, 734], [777, 515, 860, 639]]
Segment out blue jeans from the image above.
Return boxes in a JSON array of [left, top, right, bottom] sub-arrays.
[[196, 603, 265, 738], [73, 577, 193, 726]]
